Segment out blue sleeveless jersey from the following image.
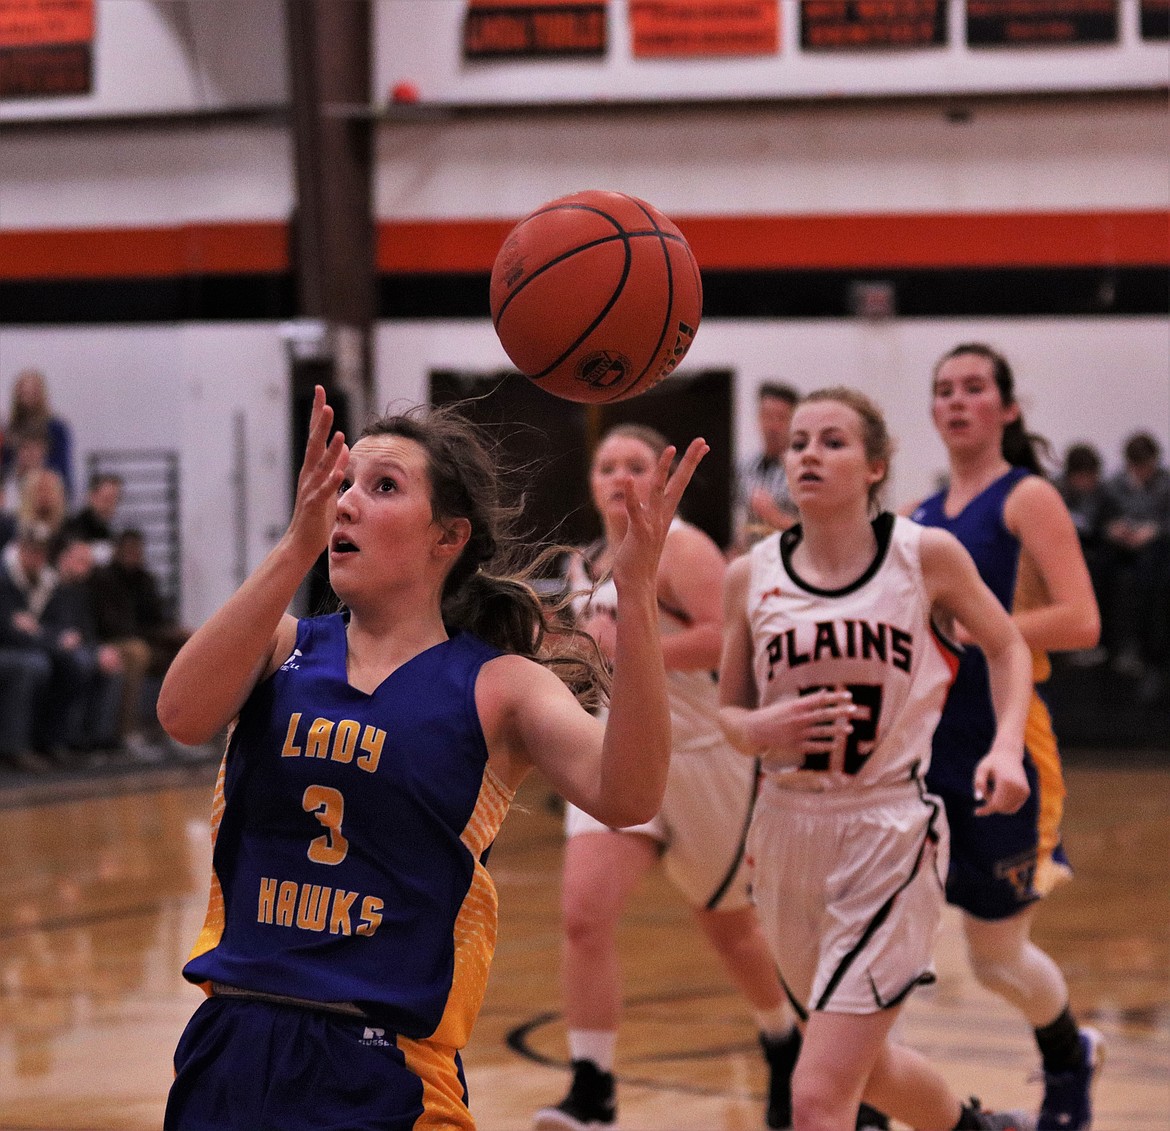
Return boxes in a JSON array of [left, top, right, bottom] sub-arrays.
[[183, 614, 511, 1046], [911, 468, 1031, 788]]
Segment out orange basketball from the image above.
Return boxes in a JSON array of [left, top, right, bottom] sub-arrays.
[[490, 190, 703, 403]]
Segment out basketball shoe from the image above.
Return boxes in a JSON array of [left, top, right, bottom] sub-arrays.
[[962, 1097, 1037, 1130], [533, 1059, 616, 1130], [1037, 1026, 1105, 1131], [759, 1029, 891, 1130], [856, 1102, 890, 1129]]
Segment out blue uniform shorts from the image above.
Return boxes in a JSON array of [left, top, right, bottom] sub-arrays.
[[165, 996, 467, 1130], [934, 751, 1069, 921]]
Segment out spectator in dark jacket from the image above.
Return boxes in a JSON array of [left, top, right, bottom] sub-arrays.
[[1102, 432, 1170, 699], [0, 524, 118, 771], [62, 472, 124, 566], [89, 529, 190, 760]]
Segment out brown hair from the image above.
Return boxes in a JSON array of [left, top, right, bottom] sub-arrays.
[[595, 422, 671, 461], [359, 404, 608, 709], [800, 386, 893, 513], [933, 343, 1052, 475]]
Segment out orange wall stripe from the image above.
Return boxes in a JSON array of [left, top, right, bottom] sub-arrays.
[[0, 221, 289, 281], [0, 212, 1164, 282], [377, 210, 1169, 273]]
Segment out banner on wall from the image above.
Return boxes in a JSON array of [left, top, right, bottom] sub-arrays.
[[463, 0, 607, 59], [966, 0, 1119, 46], [1141, 0, 1169, 38], [630, 0, 779, 58], [0, 0, 93, 98], [800, 1, 947, 50]]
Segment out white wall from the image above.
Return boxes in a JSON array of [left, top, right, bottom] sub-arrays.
[[372, 92, 1169, 508], [375, 315, 1170, 512], [375, 96, 1168, 218], [0, 120, 293, 228], [0, 0, 287, 122]]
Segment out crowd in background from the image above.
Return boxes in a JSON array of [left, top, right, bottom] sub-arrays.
[[1053, 431, 1170, 704], [2, 366, 1168, 777], [0, 369, 196, 776]]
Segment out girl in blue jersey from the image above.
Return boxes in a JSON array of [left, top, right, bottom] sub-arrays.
[[719, 388, 1036, 1131], [157, 386, 707, 1131], [912, 344, 1103, 1131]]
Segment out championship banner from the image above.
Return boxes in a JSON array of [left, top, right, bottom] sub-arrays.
[[630, 0, 779, 58], [966, 0, 1119, 46], [463, 0, 607, 59], [800, 1, 947, 51], [0, 0, 93, 98], [1141, 0, 1169, 39]]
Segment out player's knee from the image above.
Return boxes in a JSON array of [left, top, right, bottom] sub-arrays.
[[561, 892, 619, 945], [968, 952, 1021, 996], [790, 1070, 843, 1131]]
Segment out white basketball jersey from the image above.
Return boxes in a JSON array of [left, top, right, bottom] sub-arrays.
[[747, 513, 958, 791]]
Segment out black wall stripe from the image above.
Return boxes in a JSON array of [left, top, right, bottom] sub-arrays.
[[0, 266, 1164, 324], [383, 267, 1169, 319]]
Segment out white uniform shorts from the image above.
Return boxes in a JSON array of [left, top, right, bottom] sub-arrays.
[[748, 778, 949, 1016], [565, 744, 759, 911]]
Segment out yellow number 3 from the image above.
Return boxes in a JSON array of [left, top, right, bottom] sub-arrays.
[[303, 785, 350, 865]]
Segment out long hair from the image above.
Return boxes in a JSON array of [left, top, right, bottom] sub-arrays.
[[933, 343, 1053, 475], [8, 369, 52, 435], [359, 404, 608, 709]]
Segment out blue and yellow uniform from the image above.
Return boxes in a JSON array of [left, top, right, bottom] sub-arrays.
[[166, 613, 512, 1130], [913, 468, 1072, 921]]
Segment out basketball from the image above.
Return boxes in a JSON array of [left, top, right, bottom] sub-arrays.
[[490, 189, 703, 404]]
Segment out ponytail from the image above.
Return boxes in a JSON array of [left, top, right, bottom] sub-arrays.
[[361, 404, 609, 710], [934, 343, 1053, 475]]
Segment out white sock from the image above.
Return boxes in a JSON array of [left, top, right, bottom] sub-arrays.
[[568, 1029, 617, 1072], [755, 1006, 792, 1040]]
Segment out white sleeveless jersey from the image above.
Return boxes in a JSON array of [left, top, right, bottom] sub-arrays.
[[747, 513, 958, 791], [571, 519, 724, 757]]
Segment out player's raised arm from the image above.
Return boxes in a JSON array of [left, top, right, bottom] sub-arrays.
[[483, 437, 708, 827], [157, 386, 349, 746]]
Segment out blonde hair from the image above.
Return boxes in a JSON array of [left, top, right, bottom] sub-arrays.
[[18, 466, 67, 533]]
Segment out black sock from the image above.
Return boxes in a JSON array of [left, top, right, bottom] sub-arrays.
[[953, 1100, 985, 1130], [1035, 1005, 1084, 1073], [856, 1101, 890, 1129]]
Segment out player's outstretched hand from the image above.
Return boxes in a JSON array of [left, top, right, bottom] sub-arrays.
[[973, 746, 1030, 816], [287, 385, 349, 560], [610, 437, 709, 596]]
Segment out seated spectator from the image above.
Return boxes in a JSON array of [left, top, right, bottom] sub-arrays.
[[1055, 442, 1111, 665], [1102, 431, 1170, 699], [0, 481, 15, 552], [17, 466, 69, 558], [2, 368, 75, 503], [62, 472, 124, 566], [0, 524, 117, 772], [0, 431, 49, 516], [53, 536, 125, 758], [0, 525, 54, 773], [89, 529, 192, 760]]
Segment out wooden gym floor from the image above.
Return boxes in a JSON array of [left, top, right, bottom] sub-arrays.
[[0, 749, 1166, 1130]]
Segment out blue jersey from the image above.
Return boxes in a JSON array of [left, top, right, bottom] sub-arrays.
[[912, 468, 1072, 917], [911, 467, 1031, 788], [183, 614, 512, 1048]]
